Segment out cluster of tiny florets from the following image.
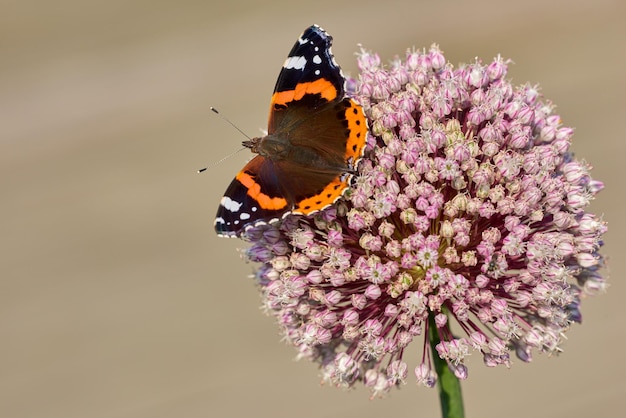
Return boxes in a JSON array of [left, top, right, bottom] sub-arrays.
[[242, 44, 607, 397]]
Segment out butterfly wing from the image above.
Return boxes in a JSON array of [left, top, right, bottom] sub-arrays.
[[268, 25, 345, 133], [266, 25, 367, 215], [269, 97, 367, 214], [214, 156, 290, 237]]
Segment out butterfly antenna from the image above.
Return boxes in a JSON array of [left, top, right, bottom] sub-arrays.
[[197, 107, 252, 173], [210, 107, 251, 140], [197, 147, 247, 173]]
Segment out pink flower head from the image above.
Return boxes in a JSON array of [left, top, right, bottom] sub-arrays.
[[233, 44, 607, 397]]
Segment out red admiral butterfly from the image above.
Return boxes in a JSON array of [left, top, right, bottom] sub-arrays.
[[215, 25, 368, 237]]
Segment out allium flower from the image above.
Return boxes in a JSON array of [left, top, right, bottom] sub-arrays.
[[241, 44, 607, 398]]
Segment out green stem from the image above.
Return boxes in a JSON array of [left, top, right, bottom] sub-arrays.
[[428, 314, 465, 418]]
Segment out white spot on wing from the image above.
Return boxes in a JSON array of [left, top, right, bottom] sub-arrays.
[[283, 55, 307, 70], [313, 55, 322, 64], [240, 212, 250, 220], [220, 196, 243, 212]]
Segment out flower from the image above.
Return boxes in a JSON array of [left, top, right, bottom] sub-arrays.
[[240, 44, 607, 398]]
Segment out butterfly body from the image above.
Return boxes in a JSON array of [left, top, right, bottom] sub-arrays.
[[215, 25, 367, 237]]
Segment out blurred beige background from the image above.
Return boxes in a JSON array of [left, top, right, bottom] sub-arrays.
[[2, 1, 624, 417]]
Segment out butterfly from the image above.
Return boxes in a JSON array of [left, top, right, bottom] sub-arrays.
[[215, 24, 368, 237]]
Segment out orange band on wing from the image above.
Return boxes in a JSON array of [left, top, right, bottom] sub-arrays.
[[293, 176, 350, 215], [271, 78, 338, 106], [236, 172, 288, 210], [344, 99, 368, 162]]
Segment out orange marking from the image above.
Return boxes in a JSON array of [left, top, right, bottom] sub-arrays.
[[271, 79, 338, 106], [344, 100, 368, 162], [236, 172, 288, 210], [293, 176, 350, 215]]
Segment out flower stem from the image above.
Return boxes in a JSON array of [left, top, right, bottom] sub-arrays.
[[428, 314, 465, 418]]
